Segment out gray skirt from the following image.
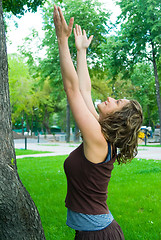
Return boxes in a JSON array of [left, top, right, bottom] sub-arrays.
[[74, 220, 125, 240]]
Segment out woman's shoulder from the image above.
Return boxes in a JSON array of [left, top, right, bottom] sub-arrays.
[[83, 136, 112, 164]]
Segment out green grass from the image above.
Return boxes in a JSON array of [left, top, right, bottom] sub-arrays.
[[17, 157, 161, 240], [139, 144, 161, 147], [15, 149, 52, 155]]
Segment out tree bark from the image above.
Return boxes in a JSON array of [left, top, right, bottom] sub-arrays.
[[74, 122, 80, 142], [151, 42, 161, 144], [0, 1, 46, 239], [42, 108, 51, 134], [147, 105, 151, 127], [21, 110, 24, 135]]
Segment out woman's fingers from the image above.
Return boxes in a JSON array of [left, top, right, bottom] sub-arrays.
[[58, 6, 66, 24], [75, 24, 79, 35], [53, 5, 74, 37], [75, 24, 83, 36], [68, 17, 74, 35], [83, 29, 87, 37], [73, 28, 76, 37], [53, 5, 60, 24], [78, 25, 82, 35], [54, 6, 91, 41], [89, 35, 94, 43]]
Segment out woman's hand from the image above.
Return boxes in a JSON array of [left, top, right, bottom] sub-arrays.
[[74, 24, 93, 51], [53, 5, 74, 42]]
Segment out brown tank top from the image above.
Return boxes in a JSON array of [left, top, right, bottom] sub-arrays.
[[64, 143, 117, 215]]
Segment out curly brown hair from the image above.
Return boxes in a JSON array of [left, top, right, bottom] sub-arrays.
[[99, 100, 143, 164]]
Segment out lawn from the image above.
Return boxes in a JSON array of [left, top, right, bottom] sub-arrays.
[[17, 156, 161, 240], [139, 144, 161, 147], [15, 149, 52, 155]]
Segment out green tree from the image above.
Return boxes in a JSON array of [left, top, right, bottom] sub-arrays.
[[99, 33, 158, 129], [100, 35, 130, 81], [90, 71, 113, 102], [2, 0, 44, 15], [99, 35, 133, 97], [0, 0, 46, 238], [18, 28, 43, 77], [8, 54, 34, 131], [131, 62, 158, 128], [17, 29, 57, 134], [116, 0, 161, 143], [38, 78, 57, 133], [8, 53, 58, 135]]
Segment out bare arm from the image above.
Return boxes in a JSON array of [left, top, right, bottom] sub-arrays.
[[74, 25, 99, 120], [53, 6, 78, 92], [53, 6, 107, 163]]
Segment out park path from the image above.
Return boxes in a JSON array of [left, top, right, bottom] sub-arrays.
[[15, 138, 79, 159], [14, 139, 161, 160], [135, 146, 161, 160]]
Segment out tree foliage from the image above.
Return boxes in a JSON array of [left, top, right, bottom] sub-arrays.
[[8, 54, 33, 120], [114, 0, 161, 140], [4, 0, 161, 135], [117, 0, 161, 60], [2, 0, 45, 15], [131, 62, 158, 127], [8, 53, 58, 133], [39, 0, 110, 85]]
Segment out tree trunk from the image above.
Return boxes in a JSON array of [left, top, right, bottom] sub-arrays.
[[74, 122, 80, 142], [26, 113, 30, 132], [66, 98, 70, 142], [147, 105, 151, 127], [0, 1, 46, 239], [42, 108, 50, 134], [21, 110, 24, 135], [151, 42, 161, 144]]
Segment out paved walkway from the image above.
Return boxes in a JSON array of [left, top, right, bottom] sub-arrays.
[[16, 142, 79, 159], [136, 146, 161, 160], [14, 139, 161, 160]]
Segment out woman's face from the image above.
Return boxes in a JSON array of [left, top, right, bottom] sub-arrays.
[[98, 97, 129, 119]]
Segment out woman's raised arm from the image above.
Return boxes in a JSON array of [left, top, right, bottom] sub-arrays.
[[74, 25, 99, 120], [53, 6, 107, 163], [53, 5, 78, 92]]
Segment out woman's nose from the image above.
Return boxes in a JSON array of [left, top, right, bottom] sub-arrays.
[[107, 97, 115, 102]]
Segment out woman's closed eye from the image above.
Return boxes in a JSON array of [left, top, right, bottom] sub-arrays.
[[117, 99, 123, 105]]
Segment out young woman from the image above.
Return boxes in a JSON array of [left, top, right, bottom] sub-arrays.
[[53, 6, 143, 240]]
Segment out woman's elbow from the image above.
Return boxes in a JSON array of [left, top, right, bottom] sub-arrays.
[[65, 86, 80, 97]]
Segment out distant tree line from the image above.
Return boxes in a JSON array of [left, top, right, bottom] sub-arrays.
[[7, 0, 161, 142]]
